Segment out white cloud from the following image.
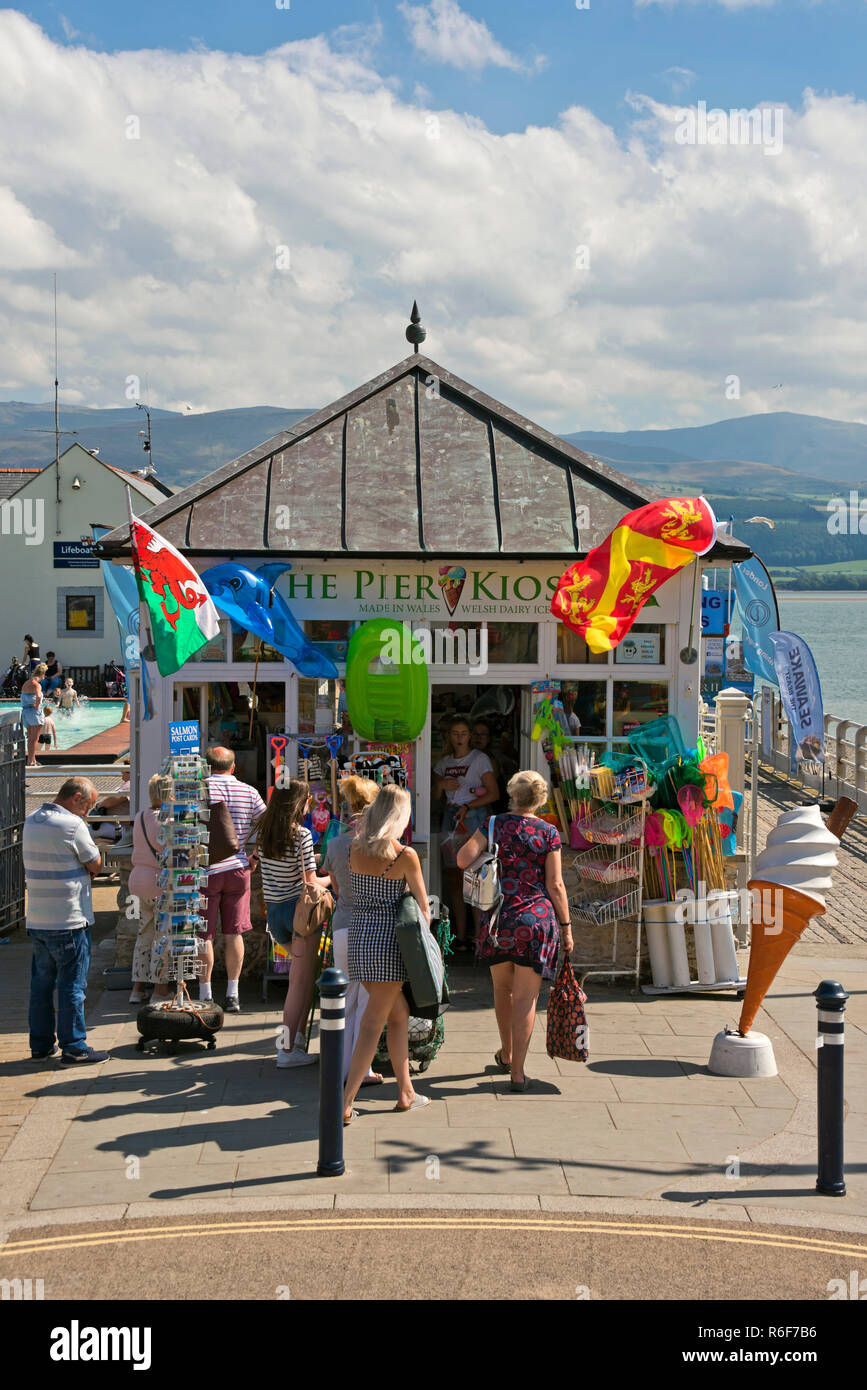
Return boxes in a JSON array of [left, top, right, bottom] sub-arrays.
[[662, 66, 697, 96], [0, 186, 82, 269], [398, 0, 540, 74], [0, 14, 866, 433]]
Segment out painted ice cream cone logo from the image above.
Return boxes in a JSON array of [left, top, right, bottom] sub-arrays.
[[438, 565, 466, 615]]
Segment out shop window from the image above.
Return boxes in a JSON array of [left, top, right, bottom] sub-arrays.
[[423, 622, 537, 665], [303, 620, 353, 664], [556, 623, 609, 665], [299, 677, 344, 736], [64, 594, 96, 632], [560, 680, 607, 737], [612, 681, 669, 738], [231, 627, 284, 662], [487, 622, 537, 663], [189, 620, 229, 662], [614, 624, 666, 666]]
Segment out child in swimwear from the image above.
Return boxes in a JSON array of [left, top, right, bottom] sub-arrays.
[[38, 704, 58, 750], [58, 678, 79, 710]]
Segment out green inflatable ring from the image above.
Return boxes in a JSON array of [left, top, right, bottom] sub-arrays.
[[345, 620, 429, 742]]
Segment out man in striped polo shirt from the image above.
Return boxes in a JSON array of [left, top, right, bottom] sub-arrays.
[[23, 777, 110, 1064], [200, 747, 266, 1014]]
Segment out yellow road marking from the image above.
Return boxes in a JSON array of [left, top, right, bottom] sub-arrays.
[[2, 1216, 866, 1260]]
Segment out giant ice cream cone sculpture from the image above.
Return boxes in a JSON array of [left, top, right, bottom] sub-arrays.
[[739, 805, 839, 1034]]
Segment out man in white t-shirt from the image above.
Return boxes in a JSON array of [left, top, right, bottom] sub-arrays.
[[432, 716, 499, 950]]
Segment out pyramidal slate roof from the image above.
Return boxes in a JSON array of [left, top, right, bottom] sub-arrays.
[[97, 353, 749, 561]]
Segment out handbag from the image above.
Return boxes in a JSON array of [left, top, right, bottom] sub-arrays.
[[462, 815, 502, 913], [293, 882, 334, 938], [207, 792, 240, 863], [545, 957, 589, 1063], [394, 891, 444, 1010]]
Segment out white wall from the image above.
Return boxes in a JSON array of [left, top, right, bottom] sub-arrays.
[[0, 444, 160, 675]]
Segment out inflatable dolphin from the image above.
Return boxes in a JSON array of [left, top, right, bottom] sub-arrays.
[[203, 562, 338, 678]]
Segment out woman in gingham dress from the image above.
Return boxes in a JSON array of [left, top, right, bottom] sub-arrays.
[[344, 785, 432, 1123]]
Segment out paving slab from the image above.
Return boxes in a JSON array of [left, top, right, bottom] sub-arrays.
[[608, 1102, 751, 1130], [233, 1159, 389, 1196], [387, 1153, 570, 1195], [510, 1127, 691, 1163], [562, 1161, 697, 1198], [30, 1162, 239, 1210], [608, 1075, 755, 1106]]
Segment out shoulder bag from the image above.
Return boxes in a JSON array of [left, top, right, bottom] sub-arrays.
[[395, 889, 444, 1010], [207, 786, 240, 864], [293, 881, 334, 938], [462, 815, 503, 938]]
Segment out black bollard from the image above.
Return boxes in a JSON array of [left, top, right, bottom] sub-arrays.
[[317, 966, 348, 1178], [814, 979, 849, 1196]]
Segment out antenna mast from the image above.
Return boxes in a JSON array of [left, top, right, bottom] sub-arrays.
[[54, 274, 61, 535]]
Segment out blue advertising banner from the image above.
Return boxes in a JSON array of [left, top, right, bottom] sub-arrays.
[[770, 631, 825, 764], [701, 589, 733, 636], [733, 557, 780, 686], [92, 527, 140, 670]]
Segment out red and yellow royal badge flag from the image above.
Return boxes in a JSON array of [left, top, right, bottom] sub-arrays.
[[551, 497, 717, 653]]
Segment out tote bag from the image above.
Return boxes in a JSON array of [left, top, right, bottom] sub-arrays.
[[545, 957, 589, 1063], [394, 891, 444, 1010]]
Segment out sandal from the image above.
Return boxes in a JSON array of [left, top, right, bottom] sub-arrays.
[[360, 1072, 385, 1087], [393, 1095, 430, 1113], [494, 1049, 511, 1073], [509, 1076, 533, 1093], [343, 1109, 360, 1126]]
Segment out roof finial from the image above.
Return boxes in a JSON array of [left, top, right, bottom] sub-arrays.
[[405, 300, 426, 353]]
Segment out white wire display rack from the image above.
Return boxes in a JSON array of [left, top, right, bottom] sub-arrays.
[[564, 797, 647, 990]]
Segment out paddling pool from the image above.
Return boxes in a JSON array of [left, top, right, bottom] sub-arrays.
[[0, 700, 126, 751]]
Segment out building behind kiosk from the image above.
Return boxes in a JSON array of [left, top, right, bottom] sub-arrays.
[[99, 322, 750, 919]]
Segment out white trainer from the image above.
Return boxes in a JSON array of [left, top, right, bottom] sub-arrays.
[[276, 1042, 317, 1069]]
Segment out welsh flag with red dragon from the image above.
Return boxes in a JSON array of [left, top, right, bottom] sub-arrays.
[[129, 510, 221, 676], [551, 497, 717, 653]]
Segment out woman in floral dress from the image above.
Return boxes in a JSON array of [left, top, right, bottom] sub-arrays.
[[458, 770, 572, 1091]]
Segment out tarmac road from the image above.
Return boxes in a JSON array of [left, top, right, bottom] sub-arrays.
[[3, 1211, 866, 1301]]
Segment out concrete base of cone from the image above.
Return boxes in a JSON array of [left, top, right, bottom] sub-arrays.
[[708, 1027, 777, 1078]]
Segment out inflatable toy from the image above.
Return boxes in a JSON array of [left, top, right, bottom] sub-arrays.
[[203, 562, 337, 678], [344, 620, 428, 742]]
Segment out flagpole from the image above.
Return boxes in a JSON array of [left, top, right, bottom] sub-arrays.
[[126, 484, 159, 718]]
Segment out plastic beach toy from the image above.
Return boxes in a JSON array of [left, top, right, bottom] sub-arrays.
[[344, 619, 429, 742]]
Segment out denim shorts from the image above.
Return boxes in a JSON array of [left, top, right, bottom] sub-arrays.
[[266, 895, 300, 947]]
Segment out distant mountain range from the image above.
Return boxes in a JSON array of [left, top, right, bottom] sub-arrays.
[[564, 411, 867, 493], [0, 402, 314, 490], [1, 402, 865, 497]]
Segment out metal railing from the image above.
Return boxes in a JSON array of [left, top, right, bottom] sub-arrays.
[[0, 717, 25, 932], [703, 695, 867, 814]]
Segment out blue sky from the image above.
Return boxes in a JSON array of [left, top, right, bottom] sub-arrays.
[[2, 2, 867, 431], [32, 0, 867, 135]]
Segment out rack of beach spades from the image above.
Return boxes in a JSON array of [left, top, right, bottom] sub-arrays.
[[533, 699, 745, 994]]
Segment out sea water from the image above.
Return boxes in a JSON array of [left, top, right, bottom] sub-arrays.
[[776, 593, 867, 727]]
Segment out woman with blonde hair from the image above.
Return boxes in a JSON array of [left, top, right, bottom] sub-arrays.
[[343, 784, 431, 1123], [324, 776, 382, 1087], [21, 662, 47, 766], [129, 773, 174, 1004], [457, 769, 573, 1092], [255, 780, 332, 1069]]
